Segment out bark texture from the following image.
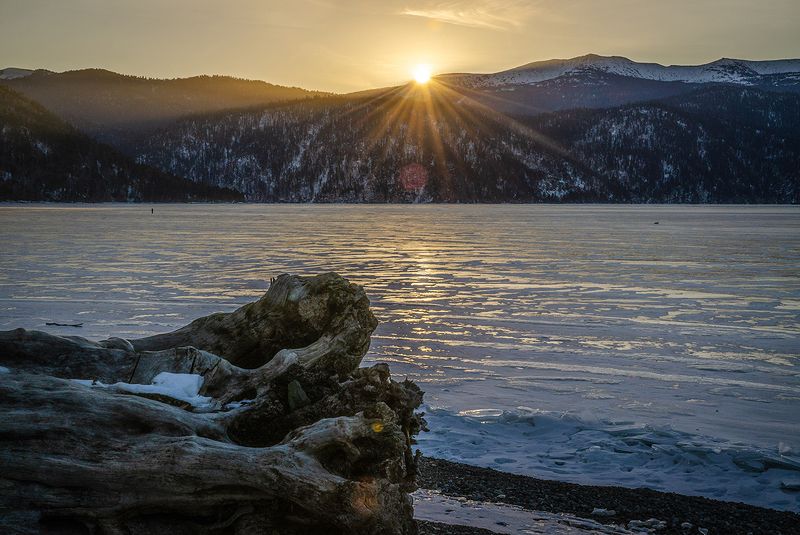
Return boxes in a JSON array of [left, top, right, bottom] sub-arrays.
[[0, 273, 424, 535]]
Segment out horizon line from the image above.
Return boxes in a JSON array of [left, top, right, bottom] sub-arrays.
[[3, 52, 800, 94]]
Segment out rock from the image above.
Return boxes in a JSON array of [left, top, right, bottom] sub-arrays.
[[591, 508, 616, 517], [628, 518, 666, 530], [0, 273, 422, 535], [287, 379, 311, 410]]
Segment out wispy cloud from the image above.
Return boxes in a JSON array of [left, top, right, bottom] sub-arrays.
[[400, 0, 534, 31]]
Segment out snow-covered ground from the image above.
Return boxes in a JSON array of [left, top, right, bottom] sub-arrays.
[[0, 203, 798, 511], [71, 371, 213, 408]]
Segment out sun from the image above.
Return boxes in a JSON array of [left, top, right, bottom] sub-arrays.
[[412, 64, 432, 84]]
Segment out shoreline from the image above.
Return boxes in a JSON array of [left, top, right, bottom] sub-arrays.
[[2, 201, 799, 206], [416, 457, 800, 535]]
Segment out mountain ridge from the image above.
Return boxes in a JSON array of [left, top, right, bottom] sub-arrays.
[[434, 54, 800, 116], [131, 84, 799, 203], [0, 68, 329, 150], [0, 85, 242, 202], [6, 54, 800, 94], [1, 59, 797, 204], [439, 54, 800, 88]]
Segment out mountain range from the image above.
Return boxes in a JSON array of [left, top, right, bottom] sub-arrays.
[[445, 55, 800, 87], [0, 85, 242, 202], [0, 68, 326, 149], [1, 55, 798, 202], [439, 55, 800, 115]]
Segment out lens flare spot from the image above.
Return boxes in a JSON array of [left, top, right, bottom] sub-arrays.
[[399, 163, 429, 192]]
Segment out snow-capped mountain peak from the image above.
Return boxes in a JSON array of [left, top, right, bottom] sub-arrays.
[[0, 68, 36, 81], [441, 55, 800, 88], [0, 68, 55, 81]]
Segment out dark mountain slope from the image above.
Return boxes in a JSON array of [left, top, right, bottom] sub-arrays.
[[661, 86, 800, 133], [437, 72, 698, 116], [135, 84, 603, 202], [525, 87, 800, 203], [0, 85, 242, 201], [1, 69, 327, 149], [134, 84, 799, 203]]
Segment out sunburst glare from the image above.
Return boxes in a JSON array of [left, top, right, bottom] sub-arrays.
[[412, 64, 432, 84]]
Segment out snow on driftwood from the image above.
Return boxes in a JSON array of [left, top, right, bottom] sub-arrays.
[[0, 273, 425, 534]]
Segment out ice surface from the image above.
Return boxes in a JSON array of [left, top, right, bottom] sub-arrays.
[[1, 204, 798, 511], [418, 405, 800, 511], [413, 489, 636, 534], [0, 366, 10, 374]]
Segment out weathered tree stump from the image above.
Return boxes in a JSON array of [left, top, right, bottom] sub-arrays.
[[0, 273, 424, 535]]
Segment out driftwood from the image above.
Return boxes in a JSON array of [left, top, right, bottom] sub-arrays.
[[0, 273, 424, 535]]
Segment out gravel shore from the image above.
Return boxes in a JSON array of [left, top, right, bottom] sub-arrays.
[[416, 457, 800, 535], [417, 520, 499, 535]]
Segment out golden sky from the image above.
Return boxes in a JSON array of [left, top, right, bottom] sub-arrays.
[[1, 0, 799, 92]]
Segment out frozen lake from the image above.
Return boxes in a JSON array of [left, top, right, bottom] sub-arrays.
[[1, 204, 798, 511]]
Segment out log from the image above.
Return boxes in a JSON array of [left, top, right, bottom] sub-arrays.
[[131, 272, 378, 371], [0, 273, 423, 535]]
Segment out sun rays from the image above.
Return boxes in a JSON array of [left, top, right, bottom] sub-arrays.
[[287, 72, 569, 200], [412, 64, 432, 84]]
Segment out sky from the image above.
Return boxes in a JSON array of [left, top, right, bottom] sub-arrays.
[[1, 0, 799, 92]]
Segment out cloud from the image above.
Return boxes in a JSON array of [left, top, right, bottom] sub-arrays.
[[400, 0, 534, 31]]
